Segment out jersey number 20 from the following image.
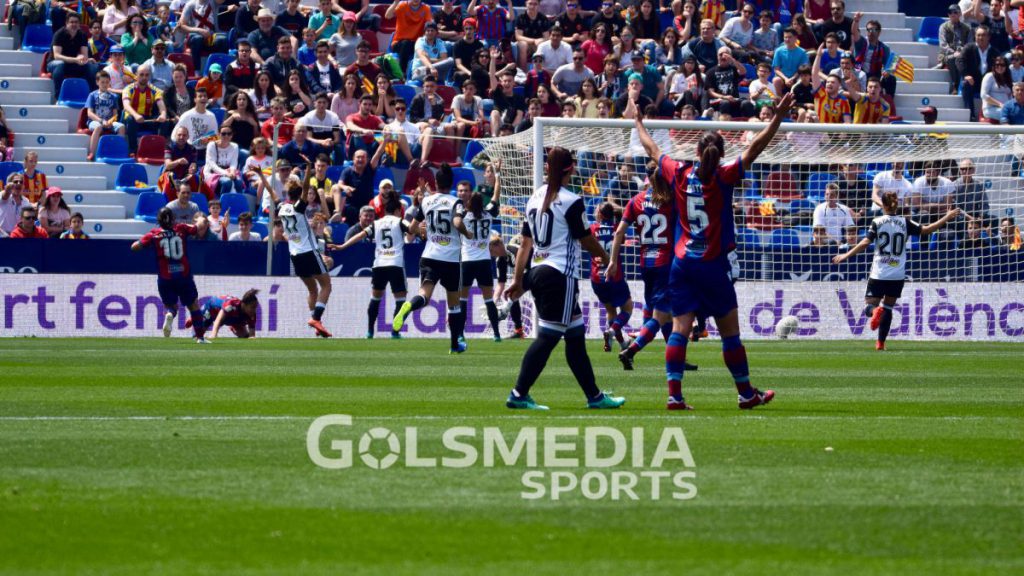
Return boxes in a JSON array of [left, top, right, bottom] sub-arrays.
[[159, 236, 183, 260], [876, 231, 906, 257]]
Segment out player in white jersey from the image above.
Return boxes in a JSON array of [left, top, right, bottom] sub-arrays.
[[833, 191, 960, 350], [255, 165, 334, 337], [504, 147, 625, 410], [392, 167, 469, 353], [334, 196, 413, 339], [455, 167, 504, 341]]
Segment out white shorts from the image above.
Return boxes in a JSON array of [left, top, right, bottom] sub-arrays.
[[88, 120, 126, 132]]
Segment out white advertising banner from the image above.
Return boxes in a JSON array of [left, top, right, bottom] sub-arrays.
[[0, 275, 1022, 340]]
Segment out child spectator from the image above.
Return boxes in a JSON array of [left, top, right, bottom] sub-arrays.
[[197, 64, 226, 109], [207, 199, 227, 236], [103, 45, 134, 95], [20, 151, 47, 206], [59, 212, 90, 239], [37, 187, 71, 238], [243, 137, 273, 193], [751, 11, 778, 65], [229, 212, 263, 241], [86, 73, 126, 162], [87, 20, 116, 63], [298, 27, 319, 66], [748, 61, 777, 109]]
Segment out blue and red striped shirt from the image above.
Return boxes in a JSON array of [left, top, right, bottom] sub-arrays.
[[660, 154, 743, 261]]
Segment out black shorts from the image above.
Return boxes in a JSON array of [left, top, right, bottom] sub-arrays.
[[371, 265, 407, 293], [461, 259, 494, 288], [419, 257, 461, 292], [866, 278, 905, 299], [524, 265, 580, 326], [291, 250, 328, 278]]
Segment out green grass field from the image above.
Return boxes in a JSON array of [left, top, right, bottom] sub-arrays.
[[0, 338, 1021, 575]]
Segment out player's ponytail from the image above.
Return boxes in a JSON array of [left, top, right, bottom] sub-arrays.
[[469, 191, 484, 219], [881, 191, 899, 214], [241, 289, 260, 306], [696, 131, 724, 186], [543, 147, 575, 214], [649, 164, 672, 207]]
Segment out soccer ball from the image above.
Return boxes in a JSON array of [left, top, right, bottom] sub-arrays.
[[775, 316, 800, 339]]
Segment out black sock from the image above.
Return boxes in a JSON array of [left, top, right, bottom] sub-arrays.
[[367, 298, 380, 333], [312, 302, 325, 321], [879, 305, 893, 343], [448, 304, 462, 348], [514, 327, 561, 396], [484, 299, 500, 336], [510, 300, 522, 329], [459, 298, 469, 339], [564, 324, 601, 399], [409, 294, 427, 312], [392, 298, 405, 330]]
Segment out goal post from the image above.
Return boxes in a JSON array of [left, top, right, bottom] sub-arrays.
[[479, 118, 1024, 341]]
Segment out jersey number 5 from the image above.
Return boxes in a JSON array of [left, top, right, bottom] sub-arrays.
[[686, 195, 709, 236], [380, 228, 394, 249], [158, 236, 184, 260]]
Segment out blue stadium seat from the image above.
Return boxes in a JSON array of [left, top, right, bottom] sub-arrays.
[[95, 135, 133, 165], [251, 221, 269, 239], [744, 62, 757, 81], [917, 17, 943, 46], [736, 227, 761, 248], [768, 228, 801, 249], [134, 192, 166, 223], [659, 10, 675, 34], [56, 78, 90, 108], [326, 162, 352, 184], [115, 163, 157, 194], [373, 165, 396, 192], [393, 84, 417, 107], [450, 166, 476, 189], [788, 199, 818, 216], [203, 53, 233, 76], [211, 107, 226, 125], [804, 171, 838, 201], [0, 161, 25, 184], [21, 24, 53, 53], [192, 194, 209, 214], [463, 140, 485, 165], [329, 222, 349, 242], [218, 192, 252, 223]]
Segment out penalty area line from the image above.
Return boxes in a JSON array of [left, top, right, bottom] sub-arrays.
[[0, 414, 1000, 422]]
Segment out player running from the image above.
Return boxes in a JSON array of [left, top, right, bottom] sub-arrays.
[[608, 166, 697, 372], [455, 167, 504, 342], [392, 168, 469, 354], [633, 94, 794, 410], [504, 147, 625, 410], [333, 196, 414, 339], [590, 201, 634, 352], [187, 290, 260, 339], [833, 192, 960, 350], [131, 207, 209, 343]]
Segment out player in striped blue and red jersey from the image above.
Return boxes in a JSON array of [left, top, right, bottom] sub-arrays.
[[131, 207, 209, 343], [186, 289, 260, 339], [589, 202, 634, 352], [633, 93, 794, 410], [609, 167, 697, 372]]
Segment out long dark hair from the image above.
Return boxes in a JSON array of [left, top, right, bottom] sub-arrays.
[[241, 289, 260, 310], [993, 56, 1013, 88], [469, 191, 484, 219], [695, 131, 724, 185], [649, 163, 672, 206], [543, 147, 575, 214]]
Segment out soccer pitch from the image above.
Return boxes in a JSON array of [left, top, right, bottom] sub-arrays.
[[0, 338, 1021, 575]]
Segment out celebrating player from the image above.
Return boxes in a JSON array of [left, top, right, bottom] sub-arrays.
[[455, 167, 504, 342], [333, 196, 414, 339], [589, 201, 634, 352], [504, 147, 625, 410], [131, 207, 208, 343], [633, 93, 794, 410], [188, 290, 260, 339], [393, 165, 469, 354], [833, 193, 961, 350]]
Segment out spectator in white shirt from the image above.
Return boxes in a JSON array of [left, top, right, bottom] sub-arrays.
[[229, 212, 263, 241], [812, 183, 856, 242], [912, 160, 955, 219], [871, 161, 914, 212]]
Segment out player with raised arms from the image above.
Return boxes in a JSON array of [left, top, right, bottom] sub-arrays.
[[504, 147, 625, 410], [188, 289, 260, 339], [833, 192, 960, 350], [455, 162, 504, 341], [590, 201, 635, 352], [333, 196, 415, 339], [608, 162, 697, 372], [634, 93, 794, 410], [255, 166, 334, 338], [392, 166, 469, 354], [131, 207, 209, 343]]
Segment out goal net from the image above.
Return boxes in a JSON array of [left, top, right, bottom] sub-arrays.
[[477, 119, 1024, 341]]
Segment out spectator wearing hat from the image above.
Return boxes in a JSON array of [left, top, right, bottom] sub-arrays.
[[141, 39, 174, 91], [48, 12, 100, 93], [387, 0, 434, 74], [612, 73, 653, 118], [9, 206, 49, 239], [198, 63, 226, 108], [102, 44, 133, 95], [337, 0, 381, 32], [453, 20, 486, 87], [249, 8, 294, 65], [179, 0, 228, 74], [619, 49, 671, 116], [524, 52, 552, 98], [38, 187, 71, 238], [412, 22, 456, 81], [515, 0, 552, 71], [536, 26, 573, 74], [939, 4, 972, 94], [329, 12, 362, 68]]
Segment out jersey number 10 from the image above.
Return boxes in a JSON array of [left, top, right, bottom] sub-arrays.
[[159, 236, 184, 260], [527, 208, 554, 248]]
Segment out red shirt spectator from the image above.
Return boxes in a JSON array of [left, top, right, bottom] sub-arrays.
[[261, 115, 295, 147], [9, 209, 49, 238]]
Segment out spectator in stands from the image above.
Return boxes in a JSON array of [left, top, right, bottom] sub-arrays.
[[163, 64, 194, 130], [251, 71, 278, 122], [412, 22, 456, 82], [939, 5, 972, 95], [772, 27, 809, 99], [279, 122, 318, 172], [191, 213, 225, 241], [161, 126, 197, 199], [580, 23, 612, 75], [37, 187, 70, 238], [986, 0, 1012, 54], [850, 17, 895, 96], [810, 225, 838, 247], [719, 3, 756, 63], [9, 206, 49, 239], [683, 18, 722, 71], [242, 137, 272, 193], [535, 83, 560, 116], [166, 183, 202, 224], [308, 0, 340, 41], [152, 6, 175, 49], [340, 147, 384, 223], [48, 0, 98, 35], [980, 56, 1013, 122], [225, 41, 259, 104], [1000, 81, 1024, 124], [849, 77, 892, 124], [235, 0, 263, 36], [278, 0, 311, 38], [19, 151, 47, 206], [121, 14, 153, 68], [913, 160, 955, 221], [49, 12, 100, 93], [668, 55, 703, 110], [179, 0, 228, 73], [346, 205, 376, 241], [86, 20, 116, 64], [229, 212, 263, 241], [812, 182, 856, 242], [345, 95, 384, 158], [262, 97, 296, 147], [833, 163, 869, 215], [385, 101, 433, 167], [751, 10, 779, 64], [997, 216, 1019, 248], [329, 16, 360, 69], [1009, 48, 1024, 83], [204, 125, 244, 196], [249, 9, 293, 65], [960, 217, 992, 250], [551, 48, 594, 101], [958, 25, 998, 122], [595, 53, 624, 99], [222, 91, 261, 152], [141, 39, 173, 91], [489, 70, 527, 136], [447, 80, 487, 152], [469, 0, 513, 47], [102, 0, 140, 38], [85, 71, 127, 162], [953, 158, 994, 229], [59, 212, 90, 239], [791, 64, 815, 109], [524, 52, 551, 98], [123, 64, 168, 154], [816, 0, 854, 50], [515, 98, 542, 132], [591, 0, 625, 37], [298, 26, 322, 66], [0, 175, 28, 237], [748, 61, 777, 109], [654, 27, 684, 73], [207, 199, 226, 236], [805, 0, 832, 24], [515, 0, 552, 71], [811, 50, 853, 123], [345, 41, 382, 81], [388, 0, 434, 73], [871, 161, 913, 212], [302, 93, 344, 163], [265, 35, 303, 86], [627, 51, 674, 116], [703, 46, 753, 117], [282, 68, 314, 118], [536, 25, 573, 74], [432, 0, 462, 41], [817, 32, 843, 76], [454, 19, 486, 87], [175, 87, 219, 165], [559, 1, 589, 46], [198, 64, 226, 109], [410, 75, 446, 134], [102, 45, 132, 95]]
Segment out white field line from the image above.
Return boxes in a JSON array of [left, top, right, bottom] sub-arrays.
[[0, 414, 1009, 422]]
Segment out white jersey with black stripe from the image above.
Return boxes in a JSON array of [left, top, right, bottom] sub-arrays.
[[457, 201, 500, 262], [522, 186, 590, 276], [417, 193, 463, 263], [866, 214, 922, 281], [366, 215, 410, 269], [280, 200, 319, 256]]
